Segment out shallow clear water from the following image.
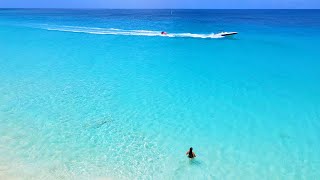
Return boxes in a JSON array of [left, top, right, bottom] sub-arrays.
[[0, 9, 320, 179]]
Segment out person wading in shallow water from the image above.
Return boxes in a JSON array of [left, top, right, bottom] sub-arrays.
[[186, 147, 196, 159]]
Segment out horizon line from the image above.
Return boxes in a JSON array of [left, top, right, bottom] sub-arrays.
[[1, 8, 320, 10]]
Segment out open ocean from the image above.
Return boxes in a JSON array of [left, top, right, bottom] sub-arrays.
[[0, 9, 320, 179]]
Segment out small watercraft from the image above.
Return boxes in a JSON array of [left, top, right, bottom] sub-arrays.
[[219, 32, 238, 37], [161, 31, 167, 35]]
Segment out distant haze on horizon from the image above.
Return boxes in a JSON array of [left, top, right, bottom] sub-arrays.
[[0, 0, 319, 9]]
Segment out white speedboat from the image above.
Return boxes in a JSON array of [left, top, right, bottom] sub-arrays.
[[219, 32, 238, 37]]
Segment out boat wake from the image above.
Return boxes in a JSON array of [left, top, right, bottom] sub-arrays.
[[35, 25, 231, 39]]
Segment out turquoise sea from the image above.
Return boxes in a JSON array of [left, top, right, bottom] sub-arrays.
[[0, 9, 320, 179]]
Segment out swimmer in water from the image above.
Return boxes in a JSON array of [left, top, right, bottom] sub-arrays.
[[161, 31, 167, 35], [186, 147, 196, 159]]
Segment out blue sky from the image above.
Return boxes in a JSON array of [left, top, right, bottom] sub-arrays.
[[0, 0, 319, 9]]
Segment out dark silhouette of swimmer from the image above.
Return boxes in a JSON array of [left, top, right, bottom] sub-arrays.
[[186, 147, 196, 158], [161, 31, 167, 35]]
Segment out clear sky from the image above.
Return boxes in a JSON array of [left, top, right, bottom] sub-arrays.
[[0, 0, 319, 9]]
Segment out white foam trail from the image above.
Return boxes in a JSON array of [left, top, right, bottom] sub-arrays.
[[37, 25, 226, 39]]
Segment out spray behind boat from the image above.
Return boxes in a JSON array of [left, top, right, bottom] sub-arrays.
[[160, 30, 238, 37]]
